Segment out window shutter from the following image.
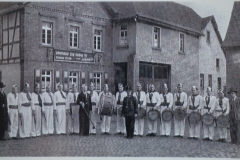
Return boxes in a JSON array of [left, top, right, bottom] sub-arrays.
[[104, 73, 108, 84], [89, 72, 93, 83], [63, 71, 69, 92], [82, 72, 85, 84], [55, 70, 61, 91]]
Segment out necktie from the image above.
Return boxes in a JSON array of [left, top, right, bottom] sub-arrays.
[[164, 94, 167, 104], [118, 92, 121, 102], [177, 93, 181, 102], [38, 93, 42, 107], [60, 90, 66, 99], [48, 92, 53, 103], [26, 92, 31, 101], [191, 95, 195, 106], [206, 96, 210, 106], [149, 92, 153, 101], [137, 91, 141, 101], [219, 98, 223, 106], [74, 93, 76, 102]]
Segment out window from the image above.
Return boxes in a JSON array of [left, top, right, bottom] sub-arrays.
[[41, 70, 52, 92], [153, 27, 160, 48], [93, 73, 101, 91], [120, 25, 127, 45], [69, 26, 78, 48], [208, 74, 212, 88], [42, 22, 52, 45], [154, 66, 168, 79], [200, 74, 204, 89], [94, 29, 102, 51], [140, 63, 152, 78], [68, 71, 78, 91], [179, 33, 184, 52], [216, 58, 219, 69], [207, 31, 210, 42], [218, 77, 221, 89]]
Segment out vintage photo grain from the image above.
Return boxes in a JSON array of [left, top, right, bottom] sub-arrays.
[[0, 0, 239, 158]]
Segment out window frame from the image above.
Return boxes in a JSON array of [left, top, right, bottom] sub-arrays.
[[120, 25, 128, 45], [152, 26, 161, 48], [41, 70, 52, 92], [69, 25, 79, 49], [200, 73, 204, 89], [179, 32, 185, 53], [42, 21, 53, 46], [216, 58, 220, 69], [93, 28, 103, 52], [218, 77, 221, 90], [206, 30, 210, 43], [208, 74, 212, 88], [68, 71, 78, 91], [93, 72, 102, 92]]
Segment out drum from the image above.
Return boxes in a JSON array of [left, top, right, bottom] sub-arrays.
[[174, 107, 186, 120], [162, 109, 173, 122], [137, 107, 146, 118], [216, 114, 229, 128], [100, 94, 115, 116], [118, 107, 122, 116], [188, 111, 201, 125], [148, 109, 160, 121], [202, 113, 214, 126]]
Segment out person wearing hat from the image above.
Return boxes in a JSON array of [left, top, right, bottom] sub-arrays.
[[76, 84, 92, 136], [18, 83, 33, 138], [187, 86, 203, 140], [115, 83, 127, 135], [41, 84, 54, 135], [98, 84, 115, 135], [133, 82, 146, 137], [53, 82, 67, 135], [121, 86, 138, 139], [159, 83, 173, 137], [7, 85, 19, 139], [173, 83, 188, 138], [66, 84, 80, 134], [87, 82, 99, 135], [202, 87, 216, 141], [31, 83, 43, 137], [146, 84, 161, 136], [0, 82, 7, 140], [228, 88, 240, 144], [215, 89, 229, 143]]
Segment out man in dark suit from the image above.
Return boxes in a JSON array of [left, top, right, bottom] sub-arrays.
[[76, 84, 92, 136], [0, 82, 7, 140], [228, 88, 240, 144], [121, 86, 137, 139]]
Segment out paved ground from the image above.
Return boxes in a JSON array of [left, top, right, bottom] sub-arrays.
[[0, 115, 239, 157]]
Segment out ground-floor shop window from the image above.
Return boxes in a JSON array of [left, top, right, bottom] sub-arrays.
[[94, 73, 101, 92], [41, 70, 52, 92], [68, 71, 78, 91]]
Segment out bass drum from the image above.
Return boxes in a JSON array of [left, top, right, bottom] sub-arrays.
[[174, 107, 186, 120], [148, 109, 160, 121], [137, 107, 146, 119], [216, 114, 229, 128], [162, 109, 173, 122], [202, 113, 214, 126], [188, 111, 201, 125], [100, 94, 115, 116]]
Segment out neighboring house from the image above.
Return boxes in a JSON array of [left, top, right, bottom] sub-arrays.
[[0, 2, 226, 95], [199, 16, 226, 96], [222, 1, 240, 95]]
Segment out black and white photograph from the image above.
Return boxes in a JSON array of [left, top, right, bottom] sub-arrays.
[[0, 0, 239, 158]]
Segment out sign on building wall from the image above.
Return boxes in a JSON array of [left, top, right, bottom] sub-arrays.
[[54, 50, 95, 63]]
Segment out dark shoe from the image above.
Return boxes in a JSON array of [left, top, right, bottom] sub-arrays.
[[179, 136, 184, 138], [146, 133, 152, 136], [153, 133, 156, 137], [222, 139, 227, 143], [166, 135, 170, 137], [209, 139, 213, 141], [139, 135, 143, 137], [121, 132, 125, 135], [174, 135, 179, 137], [105, 132, 110, 135], [115, 132, 121, 135], [188, 137, 193, 139], [218, 138, 222, 142], [161, 135, 166, 137], [203, 138, 209, 141], [193, 137, 199, 140], [101, 133, 105, 135], [90, 133, 96, 135]]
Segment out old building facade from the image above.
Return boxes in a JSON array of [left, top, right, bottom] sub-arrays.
[[0, 2, 226, 95], [222, 1, 240, 95]]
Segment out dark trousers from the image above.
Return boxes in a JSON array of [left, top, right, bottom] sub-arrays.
[[0, 109, 6, 139], [125, 115, 135, 138], [79, 111, 90, 136], [230, 112, 240, 143]]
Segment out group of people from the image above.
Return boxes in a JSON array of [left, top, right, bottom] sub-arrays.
[[0, 81, 239, 145]]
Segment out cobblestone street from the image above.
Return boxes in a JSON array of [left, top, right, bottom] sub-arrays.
[[0, 115, 239, 157]]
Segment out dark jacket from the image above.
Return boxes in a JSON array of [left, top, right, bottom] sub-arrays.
[[76, 92, 92, 113], [0, 91, 7, 131], [122, 96, 137, 117], [229, 97, 240, 120]]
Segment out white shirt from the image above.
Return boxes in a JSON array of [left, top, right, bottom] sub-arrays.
[[53, 90, 67, 110], [133, 91, 147, 107], [187, 94, 203, 113], [18, 92, 33, 113], [173, 92, 188, 109], [202, 95, 216, 114], [32, 92, 43, 110], [42, 91, 54, 111], [116, 91, 127, 105], [215, 97, 230, 114], [66, 92, 79, 109], [87, 90, 99, 106], [146, 91, 161, 106], [7, 92, 18, 112], [159, 92, 173, 109]]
